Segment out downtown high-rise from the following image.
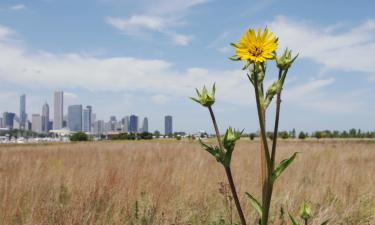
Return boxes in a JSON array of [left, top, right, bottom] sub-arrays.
[[19, 94, 27, 130], [142, 117, 148, 133], [82, 105, 92, 132], [42, 102, 50, 133], [53, 91, 64, 130], [68, 105, 82, 132], [164, 115, 173, 136], [129, 115, 138, 133]]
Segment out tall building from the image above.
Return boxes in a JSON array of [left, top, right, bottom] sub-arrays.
[[109, 116, 117, 131], [42, 102, 50, 133], [53, 91, 64, 130], [82, 106, 92, 132], [19, 94, 27, 130], [67, 105, 82, 132], [142, 117, 149, 133], [93, 120, 104, 135], [3, 112, 15, 129], [164, 115, 173, 136], [121, 116, 129, 132], [0, 117, 3, 128], [129, 115, 138, 133], [31, 114, 42, 133]]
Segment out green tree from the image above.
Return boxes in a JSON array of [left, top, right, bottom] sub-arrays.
[[249, 133, 256, 140], [70, 132, 89, 141], [298, 131, 306, 140]]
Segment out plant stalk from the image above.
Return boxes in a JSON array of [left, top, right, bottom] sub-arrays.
[[208, 106, 247, 225], [253, 70, 272, 225]]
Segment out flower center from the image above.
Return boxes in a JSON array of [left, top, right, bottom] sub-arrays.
[[250, 46, 263, 57]]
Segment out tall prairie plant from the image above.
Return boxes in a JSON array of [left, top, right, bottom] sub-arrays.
[[191, 27, 300, 225]]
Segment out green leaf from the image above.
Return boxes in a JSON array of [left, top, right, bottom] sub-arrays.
[[272, 152, 298, 181], [321, 219, 329, 225], [189, 97, 201, 104], [229, 55, 241, 61], [245, 192, 263, 218], [199, 139, 222, 162], [288, 213, 301, 225], [230, 43, 238, 48]]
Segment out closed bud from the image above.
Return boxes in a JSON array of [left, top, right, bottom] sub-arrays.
[[222, 127, 243, 167], [276, 48, 298, 70], [190, 83, 216, 107], [299, 201, 312, 221]]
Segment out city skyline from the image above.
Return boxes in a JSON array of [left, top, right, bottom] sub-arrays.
[[0, 91, 173, 135], [0, 0, 375, 133]]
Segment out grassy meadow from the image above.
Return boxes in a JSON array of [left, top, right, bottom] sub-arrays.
[[0, 139, 374, 225]]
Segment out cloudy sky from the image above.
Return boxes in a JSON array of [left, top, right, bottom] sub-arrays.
[[0, 0, 374, 133]]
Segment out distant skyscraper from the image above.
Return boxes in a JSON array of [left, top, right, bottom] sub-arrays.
[[83, 105, 92, 132], [67, 105, 82, 132], [164, 115, 173, 135], [53, 91, 64, 130], [3, 112, 15, 129], [42, 102, 50, 133], [82, 106, 92, 132], [129, 115, 138, 133], [31, 114, 42, 133], [142, 117, 149, 133], [0, 117, 3, 128], [93, 120, 104, 135], [19, 94, 27, 130], [109, 116, 117, 131], [121, 116, 129, 132]]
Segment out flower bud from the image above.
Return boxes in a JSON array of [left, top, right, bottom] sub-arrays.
[[299, 201, 312, 221], [222, 127, 243, 167], [276, 48, 298, 71], [190, 83, 216, 107]]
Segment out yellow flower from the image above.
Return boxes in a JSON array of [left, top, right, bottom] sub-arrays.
[[232, 27, 278, 63]]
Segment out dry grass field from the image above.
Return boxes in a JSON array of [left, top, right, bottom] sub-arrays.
[[0, 139, 374, 225]]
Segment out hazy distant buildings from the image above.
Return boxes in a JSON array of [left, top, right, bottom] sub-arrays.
[[164, 115, 173, 135], [42, 102, 50, 133], [142, 117, 149, 133], [31, 114, 42, 133], [121, 116, 129, 132], [3, 112, 15, 129], [129, 115, 138, 133], [0, 117, 3, 128], [53, 91, 64, 129], [83, 106, 92, 132], [68, 105, 82, 132], [82, 105, 92, 132], [93, 120, 104, 135], [20, 94, 27, 130]]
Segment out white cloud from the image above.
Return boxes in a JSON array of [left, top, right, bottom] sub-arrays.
[[105, 0, 208, 45], [0, 25, 14, 40], [64, 92, 78, 99], [269, 16, 375, 73], [0, 25, 248, 105], [284, 78, 335, 102], [144, 0, 208, 15], [167, 32, 193, 46], [106, 15, 192, 45], [10, 4, 26, 11], [151, 94, 170, 105], [106, 15, 167, 33]]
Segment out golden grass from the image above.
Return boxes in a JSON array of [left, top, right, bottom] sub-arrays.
[[0, 139, 374, 225]]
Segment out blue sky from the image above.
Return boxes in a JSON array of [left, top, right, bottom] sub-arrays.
[[0, 0, 374, 133]]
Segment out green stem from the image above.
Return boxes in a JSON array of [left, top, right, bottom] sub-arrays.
[[253, 71, 271, 171], [208, 106, 247, 225], [253, 70, 273, 225], [270, 69, 283, 169]]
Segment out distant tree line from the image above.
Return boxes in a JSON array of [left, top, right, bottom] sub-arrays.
[[246, 128, 375, 140], [0, 129, 47, 139]]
